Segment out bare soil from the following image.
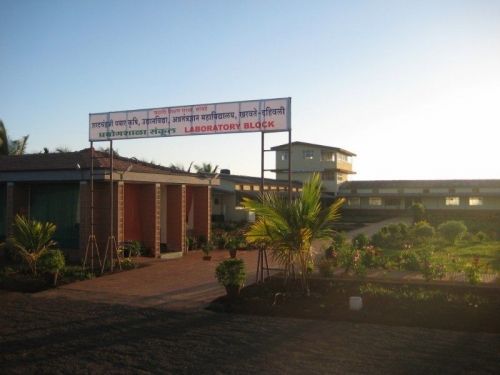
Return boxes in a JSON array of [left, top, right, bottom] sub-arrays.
[[209, 278, 500, 334], [1, 291, 499, 374]]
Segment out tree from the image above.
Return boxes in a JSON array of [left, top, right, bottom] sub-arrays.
[[243, 173, 345, 295], [8, 215, 57, 276], [438, 220, 467, 244], [194, 162, 218, 174], [169, 161, 193, 172], [0, 119, 29, 155], [410, 203, 426, 223]]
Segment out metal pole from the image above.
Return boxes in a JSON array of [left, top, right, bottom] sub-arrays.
[[90, 141, 94, 241], [109, 140, 114, 272], [260, 131, 264, 195], [288, 129, 292, 201]]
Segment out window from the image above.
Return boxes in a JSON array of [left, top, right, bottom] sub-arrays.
[[445, 197, 460, 206], [337, 154, 350, 163], [322, 170, 336, 181], [337, 174, 346, 183], [320, 151, 335, 162], [348, 197, 360, 206], [469, 197, 483, 206], [369, 197, 382, 206], [280, 152, 288, 161], [242, 185, 251, 191], [384, 198, 401, 207], [303, 150, 314, 159]]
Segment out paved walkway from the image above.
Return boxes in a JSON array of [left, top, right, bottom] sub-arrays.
[[37, 250, 270, 311]]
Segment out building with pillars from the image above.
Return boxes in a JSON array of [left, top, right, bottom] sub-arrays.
[[211, 170, 303, 223], [0, 149, 215, 261]]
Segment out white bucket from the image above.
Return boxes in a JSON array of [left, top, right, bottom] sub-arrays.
[[349, 296, 363, 311]]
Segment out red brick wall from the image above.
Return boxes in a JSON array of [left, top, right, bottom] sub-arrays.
[[123, 183, 160, 257], [166, 185, 186, 253], [192, 186, 211, 243]]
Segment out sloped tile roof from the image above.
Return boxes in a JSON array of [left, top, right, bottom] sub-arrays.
[[0, 148, 192, 176]]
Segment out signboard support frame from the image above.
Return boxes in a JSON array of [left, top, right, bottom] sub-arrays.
[[257, 128, 292, 283], [83, 141, 102, 272], [101, 140, 122, 274]]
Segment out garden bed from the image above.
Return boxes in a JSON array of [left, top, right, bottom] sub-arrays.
[[208, 277, 500, 333]]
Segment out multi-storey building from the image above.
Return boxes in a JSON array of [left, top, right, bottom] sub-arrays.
[[338, 180, 500, 211], [271, 141, 356, 193]]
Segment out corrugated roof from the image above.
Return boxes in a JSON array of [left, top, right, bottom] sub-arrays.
[[219, 173, 302, 186], [271, 141, 356, 156], [0, 148, 195, 176]]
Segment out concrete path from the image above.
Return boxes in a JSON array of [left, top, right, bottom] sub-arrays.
[[345, 216, 412, 239], [37, 249, 268, 311]]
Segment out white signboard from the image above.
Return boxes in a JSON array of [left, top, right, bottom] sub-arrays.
[[89, 97, 291, 141]]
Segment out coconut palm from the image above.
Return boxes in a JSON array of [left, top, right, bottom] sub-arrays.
[[194, 162, 218, 174], [169, 161, 194, 173], [243, 173, 345, 294], [0, 119, 29, 155], [8, 215, 57, 276], [0, 120, 8, 155]]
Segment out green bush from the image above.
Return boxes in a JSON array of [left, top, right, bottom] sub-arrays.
[[121, 258, 137, 270], [37, 249, 65, 286], [361, 246, 382, 268], [62, 266, 94, 281], [338, 246, 365, 276], [215, 258, 246, 287], [410, 203, 426, 223], [332, 232, 347, 250], [371, 223, 411, 249], [438, 220, 467, 244], [474, 231, 489, 243], [318, 258, 335, 277], [464, 258, 482, 285], [398, 250, 421, 271], [352, 233, 369, 249], [412, 221, 435, 244]]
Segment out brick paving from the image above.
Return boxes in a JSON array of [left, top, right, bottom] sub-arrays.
[[37, 249, 270, 311]]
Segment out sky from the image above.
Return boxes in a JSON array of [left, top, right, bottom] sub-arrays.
[[1, 0, 499, 181]]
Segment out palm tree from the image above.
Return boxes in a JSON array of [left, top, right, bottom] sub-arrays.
[[0, 120, 8, 155], [8, 215, 57, 276], [169, 161, 194, 173], [242, 173, 345, 295], [194, 162, 218, 174], [0, 119, 29, 155]]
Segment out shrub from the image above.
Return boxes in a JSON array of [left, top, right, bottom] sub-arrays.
[[410, 203, 426, 223], [331, 232, 348, 250], [123, 240, 143, 257], [474, 231, 489, 243], [464, 257, 482, 285], [62, 266, 94, 281], [37, 249, 65, 286], [398, 250, 421, 271], [318, 258, 335, 277], [412, 221, 435, 244], [215, 259, 246, 298], [437, 220, 467, 244], [371, 223, 411, 249], [338, 246, 365, 276], [8, 215, 57, 276], [352, 233, 369, 249], [121, 257, 137, 270], [361, 246, 382, 268]]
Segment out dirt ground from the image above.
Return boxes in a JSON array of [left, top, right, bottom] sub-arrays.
[[1, 291, 499, 374]]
